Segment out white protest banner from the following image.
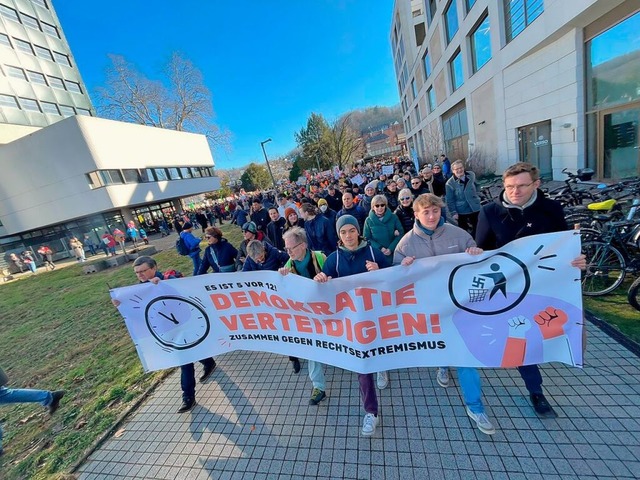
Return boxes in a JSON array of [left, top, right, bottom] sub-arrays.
[[112, 231, 583, 373], [382, 165, 394, 175], [350, 174, 365, 186]]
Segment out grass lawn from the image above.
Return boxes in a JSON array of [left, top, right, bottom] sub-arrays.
[[0, 224, 244, 480], [583, 277, 640, 344]]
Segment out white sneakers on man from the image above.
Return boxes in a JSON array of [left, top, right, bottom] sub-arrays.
[[466, 407, 496, 435], [376, 371, 389, 389], [361, 413, 380, 436], [436, 367, 450, 387]]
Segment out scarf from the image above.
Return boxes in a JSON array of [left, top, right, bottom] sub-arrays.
[[415, 217, 445, 236]]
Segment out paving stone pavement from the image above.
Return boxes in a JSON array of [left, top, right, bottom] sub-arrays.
[[77, 316, 640, 480]]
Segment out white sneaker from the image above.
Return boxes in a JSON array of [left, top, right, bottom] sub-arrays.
[[376, 371, 389, 390], [361, 413, 379, 436], [436, 368, 450, 388], [466, 407, 496, 435]]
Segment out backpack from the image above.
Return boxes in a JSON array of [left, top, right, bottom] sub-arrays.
[[163, 269, 184, 279], [176, 236, 190, 256]]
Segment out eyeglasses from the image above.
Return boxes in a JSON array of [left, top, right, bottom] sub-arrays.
[[400, 197, 412, 201], [284, 242, 304, 253], [134, 267, 151, 275], [205, 235, 213, 239], [373, 204, 386, 208], [411, 182, 420, 185], [432, 167, 441, 170], [504, 182, 535, 191]]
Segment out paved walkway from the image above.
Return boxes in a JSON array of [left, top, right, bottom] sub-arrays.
[[76, 310, 640, 479]]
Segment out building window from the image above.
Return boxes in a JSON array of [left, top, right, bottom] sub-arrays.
[[0, 94, 19, 109], [85, 172, 102, 189], [0, 33, 11, 47], [449, 49, 464, 91], [444, 0, 459, 44], [411, 78, 417, 100], [470, 13, 491, 73], [34, 45, 54, 61], [99, 170, 124, 185], [26, 70, 47, 85], [0, 4, 19, 22], [41, 21, 59, 38], [427, 0, 437, 26], [154, 168, 169, 181], [19, 97, 40, 112], [48, 75, 65, 90], [31, 0, 48, 8], [442, 102, 469, 160], [423, 50, 432, 79], [168, 168, 181, 180], [76, 108, 91, 116], [466, 0, 477, 12], [142, 169, 155, 182], [427, 87, 436, 112], [180, 167, 192, 178], [414, 105, 421, 124], [505, 0, 544, 43], [6, 65, 27, 80], [190, 167, 202, 178], [40, 101, 59, 115], [65, 80, 82, 94], [59, 105, 75, 117], [53, 51, 71, 67], [21, 13, 40, 30], [14, 38, 34, 55], [122, 169, 141, 183]]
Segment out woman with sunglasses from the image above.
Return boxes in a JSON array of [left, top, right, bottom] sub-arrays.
[[198, 226, 238, 274], [395, 188, 415, 234], [363, 195, 404, 263]]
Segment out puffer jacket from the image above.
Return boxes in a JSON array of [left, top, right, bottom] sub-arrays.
[[322, 240, 389, 278], [363, 208, 404, 258], [393, 221, 475, 264]]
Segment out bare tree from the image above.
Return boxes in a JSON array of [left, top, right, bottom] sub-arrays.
[[422, 120, 445, 164], [96, 53, 230, 148], [329, 114, 364, 170]]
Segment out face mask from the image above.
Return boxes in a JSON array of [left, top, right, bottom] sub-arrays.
[[320, 205, 327, 212]]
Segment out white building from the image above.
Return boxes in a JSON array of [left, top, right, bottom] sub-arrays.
[[391, 0, 640, 180], [0, 0, 220, 266]]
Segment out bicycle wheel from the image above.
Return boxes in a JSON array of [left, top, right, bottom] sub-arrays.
[[581, 241, 626, 296], [628, 277, 640, 312], [580, 227, 601, 243]]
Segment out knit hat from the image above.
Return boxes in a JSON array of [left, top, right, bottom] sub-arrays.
[[242, 221, 257, 234], [317, 198, 328, 206], [336, 215, 360, 234], [285, 207, 297, 219], [365, 180, 378, 191], [182, 222, 193, 230]]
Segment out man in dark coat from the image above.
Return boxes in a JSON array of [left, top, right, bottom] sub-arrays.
[[266, 207, 286, 250], [250, 199, 270, 234]]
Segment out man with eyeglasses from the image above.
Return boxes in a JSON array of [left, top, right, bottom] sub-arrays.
[[120, 256, 216, 412], [475, 162, 586, 418], [278, 227, 329, 404], [429, 164, 447, 197], [409, 176, 429, 197]]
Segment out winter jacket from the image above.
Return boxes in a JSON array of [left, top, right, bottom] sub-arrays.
[[321, 208, 338, 232], [266, 217, 286, 250], [284, 250, 326, 279], [395, 205, 415, 234], [232, 209, 249, 226], [393, 222, 475, 264], [179, 230, 202, 258], [322, 240, 389, 279], [445, 170, 482, 216], [198, 238, 238, 274], [384, 188, 399, 211], [304, 214, 338, 256], [475, 190, 568, 249], [242, 242, 289, 272], [363, 208, 404, 258], [360, 194, 374, 213], [337, 204, 367, 230], [250, 207, 271, 232]]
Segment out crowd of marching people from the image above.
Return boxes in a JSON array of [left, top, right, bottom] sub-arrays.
[[137, 155, 586, 438]]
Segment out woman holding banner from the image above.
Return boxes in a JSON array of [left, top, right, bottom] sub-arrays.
[[393, 193, 495, 435], [198, 226, 238, 274], [314, 215, 389, 437]]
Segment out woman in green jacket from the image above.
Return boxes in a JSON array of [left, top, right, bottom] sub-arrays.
[[363, 194, 404, 262]]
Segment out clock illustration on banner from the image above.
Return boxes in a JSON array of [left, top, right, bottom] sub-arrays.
[[145, 295, 210, 350]]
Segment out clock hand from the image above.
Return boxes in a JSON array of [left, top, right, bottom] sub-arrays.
[[158, 311, 179, 324]]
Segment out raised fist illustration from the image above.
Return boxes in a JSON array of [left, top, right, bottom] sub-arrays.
[[507, 315, 531, 339], [534, 307, 568, 340]]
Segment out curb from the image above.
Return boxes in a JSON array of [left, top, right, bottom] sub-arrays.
[[585, 310, 640, 358], [67, 368, 174, 474]]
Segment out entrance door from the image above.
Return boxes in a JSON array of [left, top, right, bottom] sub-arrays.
[[601, 105, 640, 179], [517, 120, 552, 179]]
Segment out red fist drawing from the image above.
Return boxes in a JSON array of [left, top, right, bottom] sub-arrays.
[[534, 307, 568, 340]]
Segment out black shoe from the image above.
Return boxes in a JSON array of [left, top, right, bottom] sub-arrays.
[[48, 390, 65, 415], [291, 358, 301, 374], [177, 398, 196, 413], [530, 393, 558, 418], [199, 360, 216, 383]]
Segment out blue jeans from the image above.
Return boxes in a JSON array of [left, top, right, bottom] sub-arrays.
[[0, 387, 53, 449], [457, 367, 485, 414], [180, 358, 214, 402], [189, 253, 202, 277]]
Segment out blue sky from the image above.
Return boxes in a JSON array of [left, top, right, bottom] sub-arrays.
[[54, 1, 400, 170]]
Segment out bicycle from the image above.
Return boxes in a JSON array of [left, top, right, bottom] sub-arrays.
[[628, 276, 640, 312], [581, 214, 640, 296]]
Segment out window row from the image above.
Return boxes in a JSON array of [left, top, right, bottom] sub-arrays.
[[31, 0, 48, 9], [1, 63, 82, 93], [86, 167, 216, 189], [0, 32, 70, 67], [0, 93, 90, 116], [0, 2, 59, 38]]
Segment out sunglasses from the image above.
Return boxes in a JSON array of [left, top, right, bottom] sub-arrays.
[[411, 182, 420, 185], [373, 204, 386, 208], [400, 197, 412, 201]]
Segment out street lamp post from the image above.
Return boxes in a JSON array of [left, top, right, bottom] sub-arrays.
[[260, 138, 277, 189]]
